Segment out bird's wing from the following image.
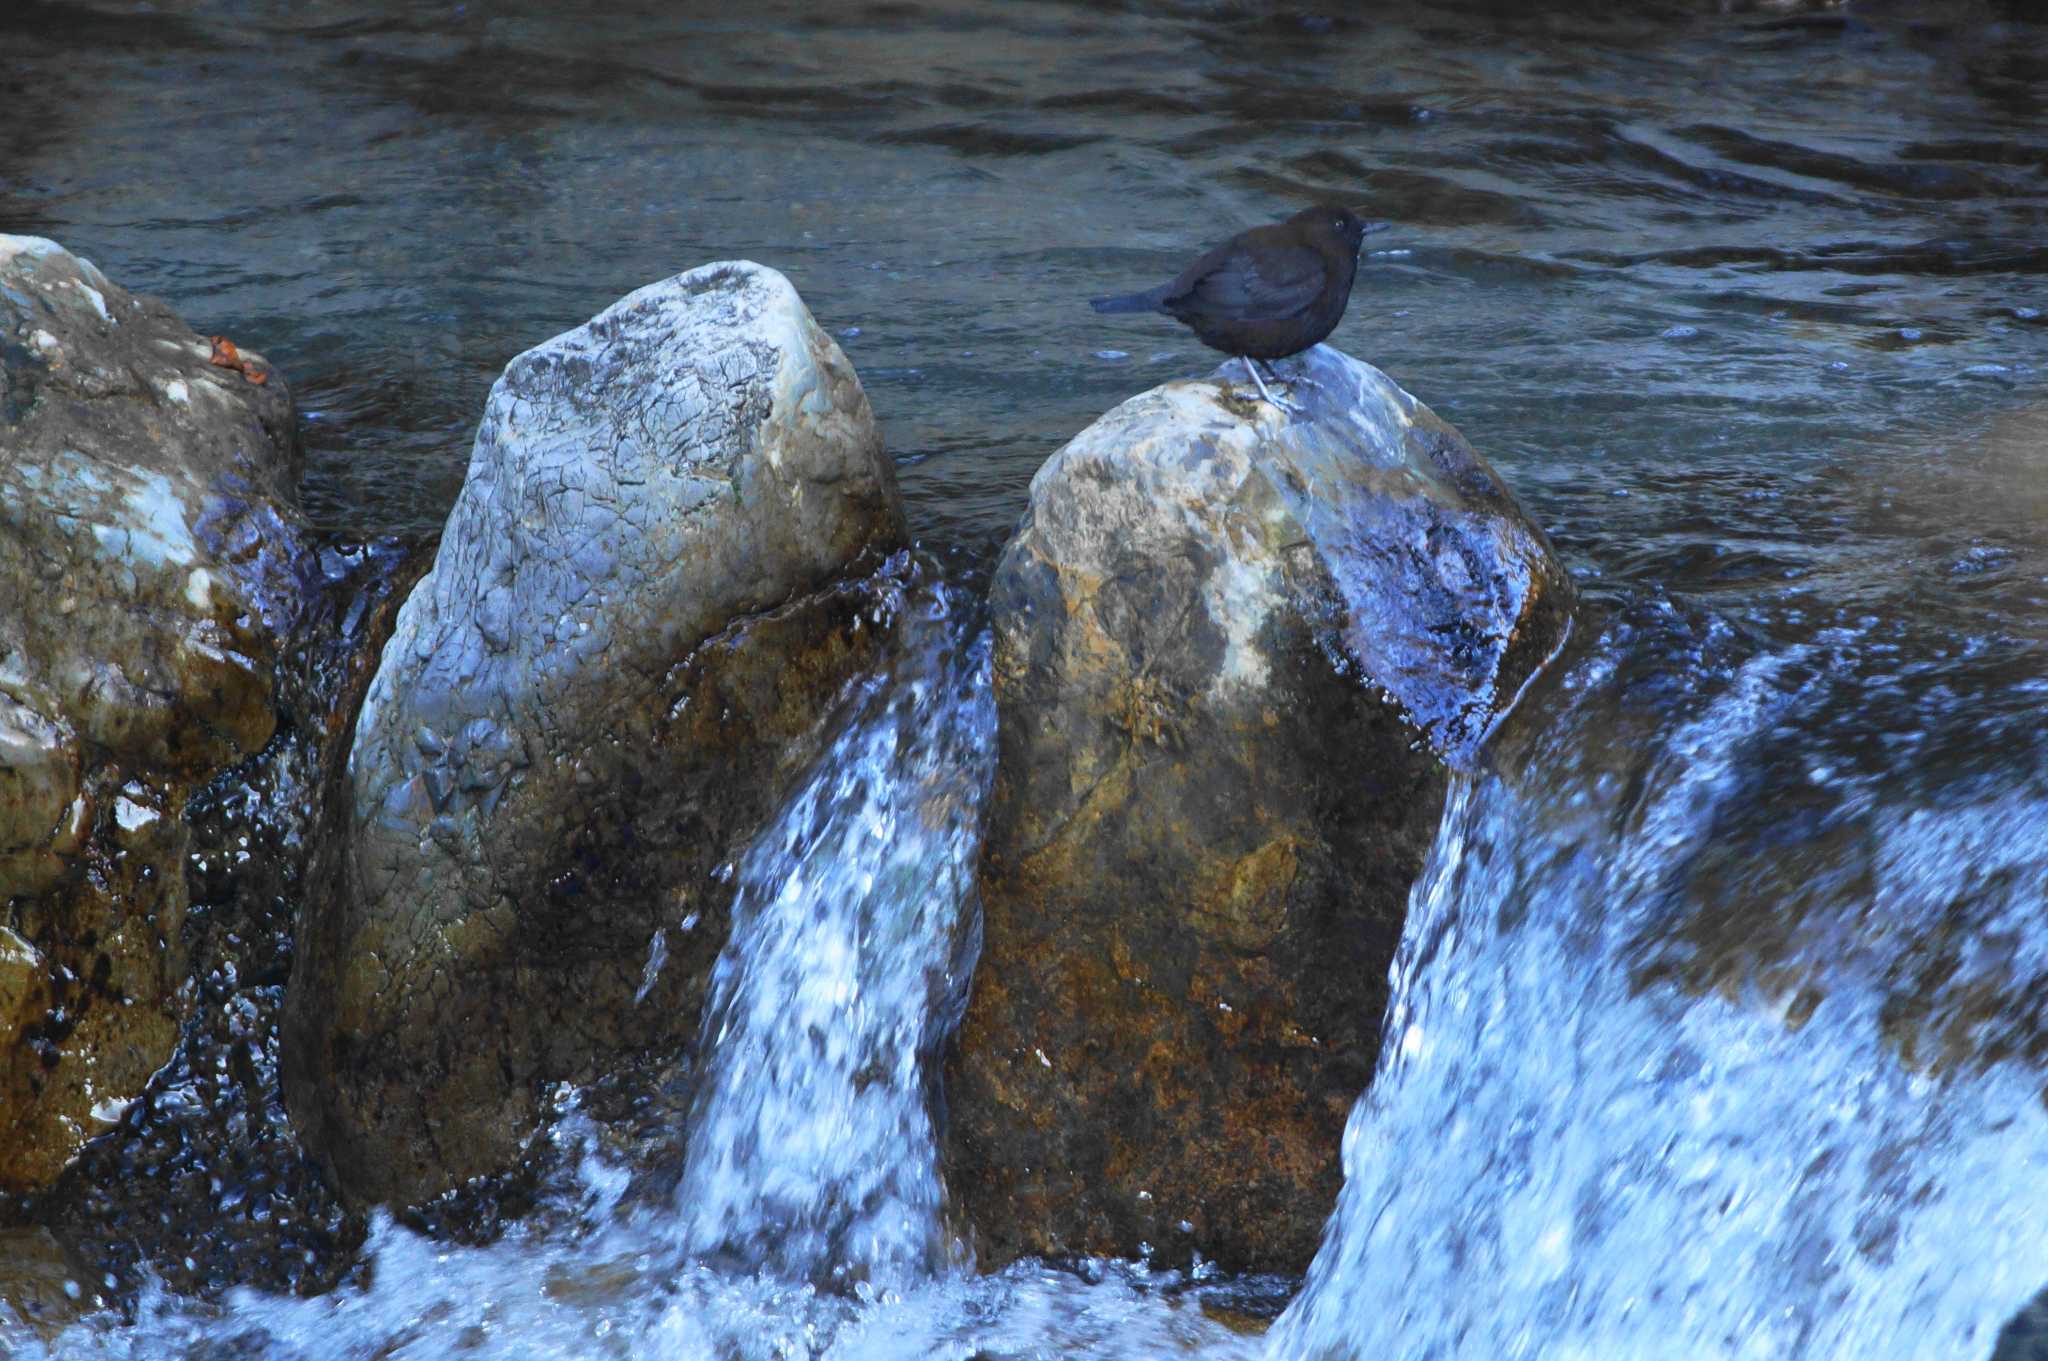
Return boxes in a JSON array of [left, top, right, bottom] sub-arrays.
[[1168, 243, 1326, 321]]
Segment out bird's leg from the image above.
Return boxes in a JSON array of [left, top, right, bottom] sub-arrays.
[[1239, 356, 1304, 415]]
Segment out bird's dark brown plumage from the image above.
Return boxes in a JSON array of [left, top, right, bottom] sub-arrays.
[[1091, 203, 1372, 363]]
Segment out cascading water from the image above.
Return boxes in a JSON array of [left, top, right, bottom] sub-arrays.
[[17, 570, 1263, 1361], [661, 576, 993, 1287], [11, 6, 2048, 1356], [1268, 595, 2048, 1361]]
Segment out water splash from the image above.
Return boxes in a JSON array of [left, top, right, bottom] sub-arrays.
[[661, 580, 995, 1286], [21, 1131, 1260, 1361], [10, 570, 1263, 1359], [1268, 602, 2048, 1361]]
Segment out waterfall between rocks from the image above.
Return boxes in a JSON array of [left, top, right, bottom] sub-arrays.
[[19, 578, 2048, 1361], [22, 575, 1263, 1359], [663, 575, 994, 1287], [26, 580, 2048, 1361]]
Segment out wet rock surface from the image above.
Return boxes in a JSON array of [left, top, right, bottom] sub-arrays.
[[945, 345, 1573, 1274], [15, 539, 425, 1306], [0, 1226, 94, 1337], [0, 236, 301, 1193], [283, 262, 908, 1207]]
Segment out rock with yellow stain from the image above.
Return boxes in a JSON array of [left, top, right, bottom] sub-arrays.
[[0, 236, 301, 1192], [945, 343, 1573, 1273]]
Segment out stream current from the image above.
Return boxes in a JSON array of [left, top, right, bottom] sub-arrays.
[[5, 1, 2048, 1357]]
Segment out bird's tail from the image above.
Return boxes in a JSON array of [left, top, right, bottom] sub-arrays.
[[1090, 284, 1172, 314]]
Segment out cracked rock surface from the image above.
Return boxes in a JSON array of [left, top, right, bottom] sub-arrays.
[[283, 261, 906, 1207], [0, 234, 301, 1192], [944, 344, 1573, 1274]]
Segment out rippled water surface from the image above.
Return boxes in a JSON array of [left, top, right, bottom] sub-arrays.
[[5, 1, 2048, 1357], [6, 0, 2045, 571]]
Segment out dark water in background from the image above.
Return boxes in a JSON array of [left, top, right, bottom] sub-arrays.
[[5, 0, 2045, 568], [10, 0, 2042, 790], [6, 1, 2048, 1356]]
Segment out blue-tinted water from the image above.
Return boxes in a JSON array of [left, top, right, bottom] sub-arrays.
[[4, 2, 2048, 1356]]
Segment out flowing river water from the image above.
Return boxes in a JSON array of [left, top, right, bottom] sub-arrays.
[[5, 1, 2048, 1357]]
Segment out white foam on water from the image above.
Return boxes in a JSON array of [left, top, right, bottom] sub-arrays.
[[1269, 635, 2048, 1361]]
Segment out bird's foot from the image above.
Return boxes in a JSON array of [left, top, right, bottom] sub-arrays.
[[1238, 357, 1306, 416]]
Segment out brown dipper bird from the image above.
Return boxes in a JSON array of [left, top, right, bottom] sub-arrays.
[[1091, 202, 1373, 408]]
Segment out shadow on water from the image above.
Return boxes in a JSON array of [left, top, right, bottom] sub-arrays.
[[1998, 1288, 2048, 1361]]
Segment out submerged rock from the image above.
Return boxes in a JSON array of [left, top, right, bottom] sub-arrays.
[[283, 262, 907, 1207], [0, 236, 300, 1192], [945, 344, 1572, 1273]]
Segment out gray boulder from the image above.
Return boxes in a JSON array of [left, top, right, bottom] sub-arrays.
[[283, 261, 908, 1206], [945, 343, 1574, 1273], [0, 235, 301, 1191]]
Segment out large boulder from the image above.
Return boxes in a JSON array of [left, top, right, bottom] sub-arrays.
[[283, 262, 907, 1206], [0, 235, 300, 1191], [945, 344, 1573, 1273]]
